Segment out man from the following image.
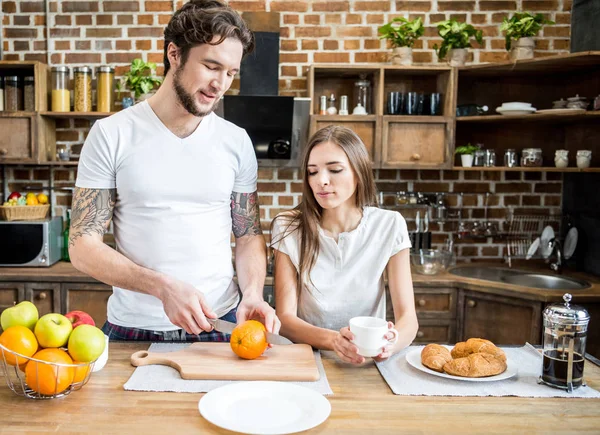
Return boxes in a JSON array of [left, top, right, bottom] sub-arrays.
[[69, 0, 279, 341]]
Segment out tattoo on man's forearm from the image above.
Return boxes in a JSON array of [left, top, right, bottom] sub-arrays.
[[69, 188, 116, 247], [230, 191, 262, 238]]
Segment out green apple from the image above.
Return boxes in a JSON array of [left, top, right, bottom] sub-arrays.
[[34, 313, 73, 348], [1, 301, 39, 332], [68, 325, 105, 363]]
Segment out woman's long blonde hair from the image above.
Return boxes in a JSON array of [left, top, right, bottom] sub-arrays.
[[271, 125, 377, 294]]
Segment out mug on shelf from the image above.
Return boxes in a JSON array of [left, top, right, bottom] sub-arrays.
[[349, 316, 398, 357], [554, 149, 569, 168], [576, 150, 592, 169]]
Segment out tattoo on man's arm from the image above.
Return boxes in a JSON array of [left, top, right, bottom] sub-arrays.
[[230, 191, 262, 238], [69, 188, 116, 248]]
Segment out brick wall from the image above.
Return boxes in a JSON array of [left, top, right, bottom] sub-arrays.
[[2, 0, 571, 261]]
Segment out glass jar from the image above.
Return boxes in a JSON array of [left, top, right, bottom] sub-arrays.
[[23, 76, 35, 111], [96, 66, 115, 113], [541, 293, 589, 392], [504, 149, 518, 167], [484, 149, 496, 167], [4, 76, 22, 111], [473, 150, 485, 166], [51, 66, 70, 112], [354, 78, 372, 114], [396, 191, 408, 205], [74, 66, 92, 112], [522, 148, 543, 167], [0, 77, 4, 111]]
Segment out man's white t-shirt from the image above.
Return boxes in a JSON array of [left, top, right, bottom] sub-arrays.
[[271, 207, 411, 331], [75, 101, 258, 330]]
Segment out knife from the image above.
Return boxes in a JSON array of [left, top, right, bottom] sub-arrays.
[[207, 318, 293, 345]]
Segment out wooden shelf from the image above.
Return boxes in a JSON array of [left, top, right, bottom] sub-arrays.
[[457, 112, 600, 122], [41, 111, 116, 119], [454, 166, 600, 172], [0, 160, 78, 166], [384, 115, 451, 123], [310, 114, 376, 122]]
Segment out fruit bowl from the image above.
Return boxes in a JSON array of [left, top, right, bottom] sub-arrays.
[[410, 249, 452, 275], [0, 204, 50, 221], [0, 343, 95, 399]]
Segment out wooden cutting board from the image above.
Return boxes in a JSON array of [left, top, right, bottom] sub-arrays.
[[130, 343, 320, 381]]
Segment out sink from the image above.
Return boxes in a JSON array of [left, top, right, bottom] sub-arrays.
[[449, 266, 590, 290]]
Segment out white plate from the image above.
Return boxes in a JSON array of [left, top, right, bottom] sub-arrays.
[[564, 227, 578, 259], [526, 237, 540, 260], [500, 101, 532, 110], [405, 346, 518, 382], [198, 381, 331, 435], [496, 107, 537, 115], [540, 225, 555, 259]]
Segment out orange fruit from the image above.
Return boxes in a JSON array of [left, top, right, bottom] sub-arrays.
[[36, 193, 48, 205], [26, 196, 39, 206], [72, 361, 91, 384], [25, 348, 74, 395], [0, 325, 38, 366], [230, 320, 268, 360]]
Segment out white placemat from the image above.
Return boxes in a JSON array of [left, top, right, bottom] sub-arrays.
[[123, 343, 333, 395], [376, 344, 600, 398]]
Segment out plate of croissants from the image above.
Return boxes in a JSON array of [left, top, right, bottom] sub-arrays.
[[406, 338, 517, 382]]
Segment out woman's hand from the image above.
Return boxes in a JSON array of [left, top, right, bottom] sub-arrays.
[[332, 327, 366, 365], [373, 321, 399, 363]]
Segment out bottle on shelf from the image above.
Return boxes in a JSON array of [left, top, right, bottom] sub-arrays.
[[62, 209, 71, 262], [51, 66, 70, 112]]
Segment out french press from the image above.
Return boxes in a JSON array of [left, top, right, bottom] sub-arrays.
[[540, 293, 590, 392]]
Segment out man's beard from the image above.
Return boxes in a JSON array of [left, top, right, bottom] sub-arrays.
[[173, 66, 219, 117]]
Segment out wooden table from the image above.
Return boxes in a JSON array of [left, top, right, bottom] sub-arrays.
[[1, 343, 600, 434]]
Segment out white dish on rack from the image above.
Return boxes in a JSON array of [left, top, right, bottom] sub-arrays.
[[526, 237, 540, 260], [539, 226, 555, 259], [496, 107, 537, 115], [564, 227, 578, 259]]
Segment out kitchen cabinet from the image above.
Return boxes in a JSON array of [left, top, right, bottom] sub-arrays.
[[61, 283, 112, 327], [24, 282, 60, 316], [458, 290, 542, 345], [0, 283, 24, 313]]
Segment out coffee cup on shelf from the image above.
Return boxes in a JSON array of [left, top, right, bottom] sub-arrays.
[[554, 150, 569, 168], [576, 150, 592, 169]]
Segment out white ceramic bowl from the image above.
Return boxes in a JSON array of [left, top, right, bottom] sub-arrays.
[[500, 102, 532, 110]]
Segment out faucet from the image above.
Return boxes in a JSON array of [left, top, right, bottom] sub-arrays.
[[547, 238, 563, 273]]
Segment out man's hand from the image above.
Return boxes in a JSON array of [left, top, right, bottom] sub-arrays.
[[159, 278, 217, 335], [236, 294, 281, 334]]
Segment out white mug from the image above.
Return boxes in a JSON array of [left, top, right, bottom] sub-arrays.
[[576, 150, 592, 169], [349, 316, 399, 357], [92, 334, 110, 372]]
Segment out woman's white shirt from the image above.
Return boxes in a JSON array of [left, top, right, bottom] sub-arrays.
[[271, 206, 411, 331]]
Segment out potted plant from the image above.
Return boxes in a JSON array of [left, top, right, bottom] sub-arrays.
[[116, 58, 163, 107], [454, 143, 480, 167], [433, 19, 483, 67], [501, 12, 555, 60], [378, 17, 425, 65]]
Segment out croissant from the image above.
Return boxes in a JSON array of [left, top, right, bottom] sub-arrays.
[[451, 338, 506, 362], [443, 352, 507, 378], [421, 344, 453, 373]]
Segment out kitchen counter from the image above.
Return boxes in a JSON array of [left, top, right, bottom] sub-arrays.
[[1, 342, 599, 433], [2, 261, 600, 302]]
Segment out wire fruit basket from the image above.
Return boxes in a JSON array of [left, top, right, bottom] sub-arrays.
[[0, 343, 95, 399]]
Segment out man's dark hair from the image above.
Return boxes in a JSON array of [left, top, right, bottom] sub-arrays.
[[163, 0, 255, 75]]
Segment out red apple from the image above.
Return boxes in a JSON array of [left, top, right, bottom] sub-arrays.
[[7, 192, 21, 201], [65, 310, 95, 328]]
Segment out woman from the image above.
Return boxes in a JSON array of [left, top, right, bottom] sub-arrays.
[[271, 125, 418, 365]]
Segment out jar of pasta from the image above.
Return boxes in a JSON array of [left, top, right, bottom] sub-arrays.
[[74, 66, 92, 112], [24, 76, 35, 111], [96, 66, 114, 113], [51, 66, 70, 112], [4, 76, 22, 111]]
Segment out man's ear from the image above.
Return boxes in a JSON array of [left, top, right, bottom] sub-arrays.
[[167, 42, 181, 69]]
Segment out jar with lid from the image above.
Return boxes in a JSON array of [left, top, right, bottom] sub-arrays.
[[521, 148, 543, 167], [540, 293, 589, 392], [74, 66, 92, 112], [484, 149, 496, 167], [51, 66, 70, 112], [396, 191, 408, 205], [96, 66, 115, 112], [504, 149, 518, 167], [4, 76, 22, 111], [23, 76, 35, 111], [473, 150, 485, 166], [0, 77, 4, 111], [354, 77, 372, 114]]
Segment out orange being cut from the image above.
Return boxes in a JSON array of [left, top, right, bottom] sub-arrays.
[[230, 320, 268, 360], [0, 325, 38, 366]]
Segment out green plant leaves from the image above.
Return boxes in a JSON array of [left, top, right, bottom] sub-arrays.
[[378, 17, 424, 48], [119, 58, 163, 99], [454, 143, 481, 155], [501, 12, 554, 50], [433, 19, 483, 60]]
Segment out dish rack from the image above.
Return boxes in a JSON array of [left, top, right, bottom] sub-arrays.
[[0, 343, 95, 399], [505, 212, 561, 267]]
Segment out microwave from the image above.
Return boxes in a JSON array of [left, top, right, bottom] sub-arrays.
[[218, 96, 310, 167], [0, 217, 63, 267]]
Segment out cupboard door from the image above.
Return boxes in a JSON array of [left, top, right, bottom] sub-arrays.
[[0, 283, 25, 316], [458, 290, 542, 345], [62, 283, 112, 327], [414, 287, 456, 319], [0, 115, 34, 161], [25, 283, 61, 316], [413, 320, 455, 344]]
